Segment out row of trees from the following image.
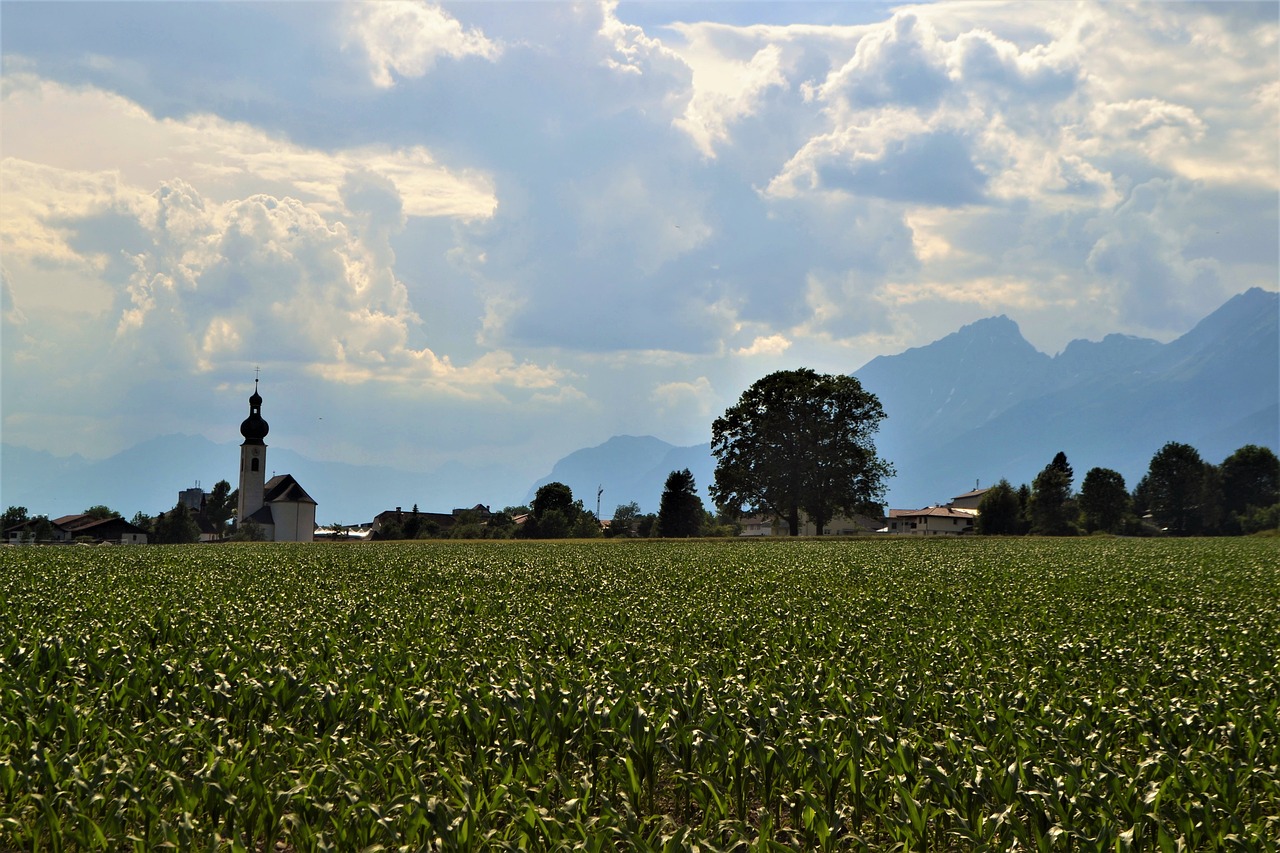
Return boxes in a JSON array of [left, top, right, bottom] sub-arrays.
[[977, 443, 1279, 536], [373, 505, 518, 540], [372, 471, 733, 541], [518, 470, 737, 539]]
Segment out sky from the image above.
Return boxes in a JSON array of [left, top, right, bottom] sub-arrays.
[[2, 0, 1277, 507]]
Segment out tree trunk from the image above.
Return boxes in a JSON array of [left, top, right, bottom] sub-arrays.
[[788, 506, 800, 536]]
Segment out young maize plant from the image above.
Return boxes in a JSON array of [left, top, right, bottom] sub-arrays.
[[1, 538, 1277, 850]]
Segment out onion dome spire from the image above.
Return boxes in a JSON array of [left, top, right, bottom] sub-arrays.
[[240, 378, 269, 444]]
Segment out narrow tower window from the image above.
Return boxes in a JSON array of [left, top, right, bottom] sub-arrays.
[[251, 458, 260, 472]]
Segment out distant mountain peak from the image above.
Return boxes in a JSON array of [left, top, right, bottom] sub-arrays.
[[959, 313, 1019, 333], [950, 314, 1040, 350]]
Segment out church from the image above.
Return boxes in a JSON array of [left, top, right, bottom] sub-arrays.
[[236, 380, 317, 541]]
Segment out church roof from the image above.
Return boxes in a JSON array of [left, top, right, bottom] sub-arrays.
[[246, 505, 275, 525], [264, 474, 317, 505]]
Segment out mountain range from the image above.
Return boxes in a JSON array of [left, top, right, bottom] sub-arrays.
[[528, 287, 1278, 513], [3, 288, 1276, 522]]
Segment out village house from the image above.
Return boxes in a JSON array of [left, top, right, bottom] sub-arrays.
[[371, 504, 492, 538], [885, 505, 978, 536], [883, 487, 988, 536], [6, 513, 148, 545], [739, 511, 884, 537], [738, 486, 990, 537]]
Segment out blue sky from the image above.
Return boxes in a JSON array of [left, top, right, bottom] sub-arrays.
[[2, 1, 1277, 503]]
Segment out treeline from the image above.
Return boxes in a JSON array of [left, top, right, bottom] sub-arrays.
[[379, 470, 736, 541], [3, 480, 259, 544], [517, 471, 737, 539], [976, 443, 1279, 536]]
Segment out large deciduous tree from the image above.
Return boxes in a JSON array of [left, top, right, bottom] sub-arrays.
[[607, 502, 642, 538], [523, 482, 592, 539], [1220, 445, 1280, 519], [1141, 441, 1211, 535], [710, 369, 892, 536], [1078, 467, 1130, 534], [533, 482, 574, 520]]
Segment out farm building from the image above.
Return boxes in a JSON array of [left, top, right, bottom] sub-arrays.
[[5, 513, 148, 545], [885, 505, 978, 536]]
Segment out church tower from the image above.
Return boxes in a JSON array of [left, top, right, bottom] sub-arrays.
[[237, 379, 269, 523]]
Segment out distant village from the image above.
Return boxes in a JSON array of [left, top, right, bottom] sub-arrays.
[[5, 383, 1277, 545]]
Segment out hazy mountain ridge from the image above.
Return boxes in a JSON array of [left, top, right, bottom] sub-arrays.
[[529, 288, 1278, 512], [3, 289, 1275, 522], [871, 287, 1278, 504]]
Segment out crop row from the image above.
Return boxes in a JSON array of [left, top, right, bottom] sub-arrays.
[[2, 538, 1277, 850]]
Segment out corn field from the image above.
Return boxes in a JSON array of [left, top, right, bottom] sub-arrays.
[[2, 538, 1277, 850]]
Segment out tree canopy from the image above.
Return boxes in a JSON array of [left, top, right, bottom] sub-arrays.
[[532, 483, 574, 520], [153, 503, 201, 544], [522, 482, 598, 539], [1219, 445, 1279, 518], [1078, 467, 1130, 534], [607, 502, 642, 538], [710, 369, 892, 536], [976, 480, 1022, 535], [657, 469, 704, 537], [1141, 442, 1210, 535], [2, 506, 29, 531], [1029, 452, 1074, 535], [204, 480, 237, 531]]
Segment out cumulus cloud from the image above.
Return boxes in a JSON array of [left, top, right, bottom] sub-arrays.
[[0, 75, 562, 417], [650, 376, 715, 420], [821, 13, 950, 112], [734, 334, 791, 357], [0, 75, 496, 235], [347, 1, 500, 88], [675, 41, 788, 158], [96, 181, 564, 395], [597, 0, 685, 76], [2, 0, 1276, 467]]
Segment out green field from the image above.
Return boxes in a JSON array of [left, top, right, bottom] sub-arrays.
[[2, 538, 1277, 851]]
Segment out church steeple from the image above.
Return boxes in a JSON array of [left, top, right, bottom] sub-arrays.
[[239, 379, 269, 445], [237, 377, 268, 523]]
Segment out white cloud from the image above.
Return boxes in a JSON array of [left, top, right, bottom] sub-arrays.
[[650, 376, 715, 418], [1, 0, 1276, 478], [820, 13, 950, 114], [674, 42, 788, 158], [96, 182, 564, 395], [734, 334, 791, 357], [346, 0, 500, 88], [0, 75, 496, 242], [598, 0, 683, 76]]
